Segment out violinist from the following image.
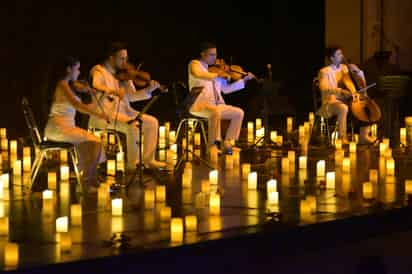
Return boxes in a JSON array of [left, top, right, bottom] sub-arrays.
[[318, 46, 376, 144], [188, 41, 255, 155], [88, 42, 167, 171], [44, 57, 108, 193]]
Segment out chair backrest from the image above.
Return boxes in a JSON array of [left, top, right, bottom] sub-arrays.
[[174, 85, 203, 118], [22, 97, 43, 147], [377, 75, 411, 98]]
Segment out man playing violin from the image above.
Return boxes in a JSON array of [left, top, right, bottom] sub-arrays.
[[318, 46, 376, 144], [88, 41, 167, 171], [188, 41, 255, 155]]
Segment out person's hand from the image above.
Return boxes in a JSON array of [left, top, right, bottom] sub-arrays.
[[148, 80, 161, 92], [340, 89, 352, 97], [244, 72, 255, 81]]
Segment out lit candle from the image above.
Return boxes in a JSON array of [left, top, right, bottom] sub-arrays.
[[42, 190, 54, 200], [276, 135, 283, 146], [70, 204, 82, 226], [23, 156, 31, 173], [109, 133, 116, 145], [401, 128, 407, 146], [267, 191, 279, 204], [349, 142, 357, 154], [59, 232, 72, 253], [386, 158, 395, 176], [56, 216, 68, 233], [209, 192, 221, 215], [98, 184, 109, 209], [182, 171, 192, 188], [1, 174, 9, 189], [247, 122, 254, 143], [326, 172, 335, 189], [111, 198, 123, 216], [1, 138, 8, 151], [248, 172, 258, 190], [363, 182, 373, 199], [281, 157, 290, 173], [270, 131, 277, 143], [156, 185, 166, 203], [185, 215, 197, 232], [209, 170, 218, 185], [210, 146, 218, 163], [13, 160, 21, 176], [379, 142, 387, 155], [287, 117, 293, 133], [4, 242, 18, 268], [316, 160, 325, 177], [385, 148, 392, 159], [232, 149, 240, 166], [60, 165, 69, 181], [60, 149, 68, 164], [255, 118, 262, 130], [0, 128, 6, 139], [116, 152, 124, 172], [169, 130, 176, 144], [299, 156, 307, 169], [225, 154, 233, 169], [194, 133, 201, 146], [383, 138, 390, 147], [335, 139, 342, 150], [0, 217, 8, 236], [242, 163, 251, 179], [200, 180, 210, 193], [111, 216, 123, 234], [107, 160, 116, 176], [309, 112, 315, 125], [369, 169, 378, 184], [9, 140, 17, 155], [170, 218, 183, 243], [288, 151, 295, 165], [335, 149, 344, 166], [160, 206, 171, 222], [144, 189, 155, 209], [342, 158, 351, 173], [170, 144, 177, 154], [405, 180, 412, 194], [267, 179, 277, 193]]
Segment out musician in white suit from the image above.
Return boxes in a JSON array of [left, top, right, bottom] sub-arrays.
[[188, 42, 254, 155], [318, 46, 375, 144]]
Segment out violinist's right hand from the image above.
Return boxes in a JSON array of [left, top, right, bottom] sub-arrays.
[[339, 89, 352, 97]]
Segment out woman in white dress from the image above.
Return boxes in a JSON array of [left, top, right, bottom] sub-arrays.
[[44, 57, 109, 192]]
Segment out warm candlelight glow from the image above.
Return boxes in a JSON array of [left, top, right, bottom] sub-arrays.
[[255, 118, 262, 129], [42, 190, 54, 200], [9, 140, 17, 155], [160, 206, 172, 222], [200, 180, 210, 193], [405, 180, 412, 194], [379, 142, 387, 155], [0, 217, 8, 236], [342, 158, 351, 173], [369, 169, 378, 184], [59, 149, 68, 164], [225, 154, 233, 169], [316, 160, 325, 177], [267, 179, 277, 193], [70, 204, 82, 226], [185, 215, 197, 232], [1, 139, 8, 151], [232, 150, 240, 166], [209, 170, 218, 185], [287, 117, 293, 133], [4, 242, 18, 267], [169, 130, 176, 144], [276, 135, 283, 146], [349, 142, 356, 154], [288, 151, 295, 165], [270, 131, 277, 143], [13, 160, 21, 176], [156, 185, 166, 203], [23, 156, 31, 173], [107, 160, 116, 176], [111, 198, 123, 216], [335, 139, 342, 150], [170, 218, 183, 243], [326, 172, 335, 189], [267, 191, 279, 204], [299, 156, 307, 169], [281, 157, 290, 173], [0, 128, 6, 139], [242, 163, 251, 179], [386, 158, 395, 176], [116, 152, 124, 172], [1, 174, 8, 189], [144, 189, 155, 209], [209, 193, 221, 215], [363, 182, 373, 199], [401, 128, 407, 146], [248, 172, 258, 190], [182, 170, 192, 188], [56, 216, 69, 233], [247, 122, 254, 143], [60, 165, 69, 181], [309, 112, 315, 125], [59, 232, 72, 252], [98, 184, 109, 209]]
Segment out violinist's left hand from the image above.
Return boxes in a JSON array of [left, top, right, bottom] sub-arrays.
[[148, 80, 161, 93], [244, 72, 255, 81]]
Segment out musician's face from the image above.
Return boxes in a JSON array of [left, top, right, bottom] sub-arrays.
[[113, 49, 128, 70], [68, 62, 80, 81], [201, 48, 217, 65], [331, 49, 344, 65]]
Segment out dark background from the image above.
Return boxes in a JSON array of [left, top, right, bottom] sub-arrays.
[[0, 1, 325, 137]]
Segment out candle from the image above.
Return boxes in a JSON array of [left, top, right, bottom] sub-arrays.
[[111, 216, 123, 234], [60, 149, 68, 164], [111, 198, 123, 216], [386, 158, 395, 176], [116, 152, 124, 172], [276, 135, 283, 146], [363, 182, 373, 199], [267, 191, 279, 204], [1, 174, 8, 189], [383, 138, 390, 147], [281, 157, 290, 173], [209, 193, 221, 215], [98, 184, 109, 209], [209, 170, 218, 185], [43, 190, 54, 200], [247, 122, 254, 143], [56, 216, 69, 233], [232, 150, 240, 166], [13, 160, 21, 176], [242, 163, 251, 179], [201, 180, 210, 193], [160, 206, 171, 222], [382, 183, 395, 203], [288, 151, 295, 165], [144, 189, 155, 209], [248, 172, 258, 190], [405, 180, 412, 194], [379, 143, 387, 155], [169, 130, 176, 144], [0, 128, 6, 139], [335, 139, 342, 150], [108, 133, 116, 145], [185, 215, 197, 232], [107, 160, 116, 176], [309, 112, 315, 125], [298, 125, 305, 139], [1, 139, 8, 151], [225, 154, 233, 169], [342, 158, 351, 173], [299, 156, 307, 169], [170, 144, 177, 154], [267, 179, 277, 193], [59, 232, 72, 253], [210, 145, 218, 163], [379, 157, 386, 176], [4, 242, 18, 268], [385, 148, 392, 159], [316, 160, 325, 177], [287, 117, 293, 133], [326, 172, 335, 189], [156, 185, 166, 203], [23, 156, 31, 173], [170, 218, 183, 243], [182, 171, 192, 188], [70, 204, 82, 226], [401, 128, 407, 146], [255, 118, 262, 130], [60, 165, 69, 181], [9, 140, 17, 155], [369, 169, 378, 184], [335, 149, 344, 166], [0, 217, 8, 236], [348, 142, 356, 154], [194, 133, 201, 146]]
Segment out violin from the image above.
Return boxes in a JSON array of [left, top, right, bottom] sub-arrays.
[[208, 58, 262, 83], [115, 63, 168, 92]]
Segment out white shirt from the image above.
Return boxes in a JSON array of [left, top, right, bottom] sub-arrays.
[[88, 64, 152, 127], [188, 60, 246, 112]]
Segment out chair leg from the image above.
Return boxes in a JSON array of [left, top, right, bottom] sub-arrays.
[[175, 119, 187, 142], [31, 152, 45, 189], [115, 133, 123, 153], [69, 149, 82, 191], [199, 121, 208, 153]]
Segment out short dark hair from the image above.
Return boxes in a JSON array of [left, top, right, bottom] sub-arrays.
[[325, 46, 342, 59], [199, 41, 216, 53], [55, 56, 80, 80], [104, 41, 128, 59]]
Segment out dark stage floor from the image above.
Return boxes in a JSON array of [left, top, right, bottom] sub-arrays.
[[0, 121, 412, 273]]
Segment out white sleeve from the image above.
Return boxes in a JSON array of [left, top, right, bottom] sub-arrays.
[[220, 78, 246, 94]]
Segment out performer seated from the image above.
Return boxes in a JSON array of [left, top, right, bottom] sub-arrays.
[[188, 41, 254, 155], [44, 56, 108, 193], [88, 42, 167, 171], [318, 46, 376, 144]]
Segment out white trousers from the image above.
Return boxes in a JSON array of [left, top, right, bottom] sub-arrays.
[[191, 104, 244, 144]]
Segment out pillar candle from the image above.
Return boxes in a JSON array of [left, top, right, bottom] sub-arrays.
[[0, 128, 6, 139], [160, 206, 172, 222], [9, 140, 17, 155], [107, 160, 116, 176], [247, 122, 254, 143], [0, 217, 8, 236], [209, 193, 221, 215], [1, 139, 8, 151], [401, 128, 407, 146], [70, 204, 82, 226], [4, 242, 18, 268], [281, 157, 290, 173], [405, 180, 412, 194], [47, 172, 57, 190], [255, 118, 262, 129], [316, 160, 325, 177], [144, 189, 155, 209], [194, 133, 201, 146], [369, 169, 378, 184], [13, 160, 21, 176], [349, 142, 357, 154], [56, 216, 69, 233], [248, 172, 258, 190], [209, 170, 218, 185], [299, 156, 307, 169], [185, 215, 197, 232], [287, 117, 293, 133], [60, 165, 69, 181], [267, 179, 277, 193], [379, 142, 387, 155], [156, 185, 166, 203], [23, 156, 31, 173], [326, 172, 335, 189], [267, 191, 279, 204], [342, 158, 351, 173], [242, 163, 251, 179], [111, 198, 123, 216], [386, 158, 395, 176], [363, 182, 373, 199], [170, 218, 183, 243], [1, 174, 9, 189], [288, 151, 295, 165]]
